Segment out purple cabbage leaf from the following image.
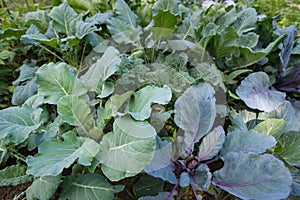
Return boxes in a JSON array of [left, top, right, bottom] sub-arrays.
[[236, 72, 286, 112], [213, 152, 293, 200], [274, 66, 300, 93]]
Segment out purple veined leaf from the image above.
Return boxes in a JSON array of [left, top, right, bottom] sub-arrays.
[[174, 82, 216, 157], [173, 129, 194, 158], [189, 164, 212, 191], [145, 164, 177, 184], [144, 136, 177, 184], [274, 65, 300, 93], [198, 126, 225, 162], [220, 129, 276, 157], [213, 152, 293, 200], [236, 72, 286, 112], [279, 25, 298, 71]]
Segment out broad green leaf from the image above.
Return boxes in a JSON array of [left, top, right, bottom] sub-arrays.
[[57, 95, 94, 137], [259, 101, 300, 133], [26, 175, 61, 200], [135, 0, 153, 26], [133, 175, 165, 198], [98, 116, 156, 181], [233, 8, 257, 35], [151, 0, 179, 40], [25, 10, 50, 32], [75, 20, 98, 39], [220, 130, 276, 156], [85, 32, 104, 47], [0, 50, 14, 59], [238, 32, 259, 48], [76, 13, 112, 39], [49, 2, 78, 36], [81, 47, 120, 92], [12, 79, 38, 106], [106, 0, 140, 44], [167, 39, 195, 51], [153, 0, 180, 16], [224, 69, 252, 83], [207, 26, 238, 59], [254, 118, 286, 139], [21, 25, 58, 48], [129, 85, 172, 121], [236, 72, 286, 112], [85, 13, 113, 25], [201, 23, 218, 39], [230, 35, 285, 68], [59, 174, 124, 200], [213, 152, 293, 200], [0, 28, 25, 39], [60, 35, 80, 47], [174, 82, 216, 143], [36, 62, 86, 104], [12, 63, 38, 105], [97, 107, 111, 129], [190, 164, 212, 191], [216, 7, 237, 26], [34, 116, 61, 146], [198, 126, 225, 161], [0, 106, 42, 144], [107, 19, 142, 44], [97, 81, 114, 98], [26, 131, 100, 176], [114, 0, 138, 28], [24, 94, 45, 109], [13, 63, 38, 86], [193, 62, 225, 90], [153, 10, 177, 30], [101, 165, 137, 181], [67, 0, 94, 12], [278, 131, 300, 166], [0, 165, 32, 186], [178, 15, 196, 39], [150, 105, 172, 133], [108, 91, 134, 116], [97, 91, 133, 127]]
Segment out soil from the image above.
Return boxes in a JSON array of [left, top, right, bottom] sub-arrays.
[[0, 182, 31, 200], [0, 183, 61, 200]]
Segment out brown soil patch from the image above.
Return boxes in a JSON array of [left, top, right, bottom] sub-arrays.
[[0, 182, 31, 200]]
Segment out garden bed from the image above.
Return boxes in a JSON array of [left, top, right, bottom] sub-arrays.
[[0, 0, 300, 199]]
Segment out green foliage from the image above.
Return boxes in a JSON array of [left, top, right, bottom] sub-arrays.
[[0, 165, 32, 186], [0, 0, 51, 109], [26, 175, 61, 200], [26, 131, 100, 176], [244, 0, 300, 32], [0, 0, 300, 199], [59, 173, 124, 200]]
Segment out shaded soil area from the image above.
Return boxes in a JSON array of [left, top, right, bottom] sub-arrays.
[[0, 183, 61, 200], [0, 182, 31, 200]]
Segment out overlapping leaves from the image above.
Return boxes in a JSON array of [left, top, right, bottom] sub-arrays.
[[0, 0, 299, 199]]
